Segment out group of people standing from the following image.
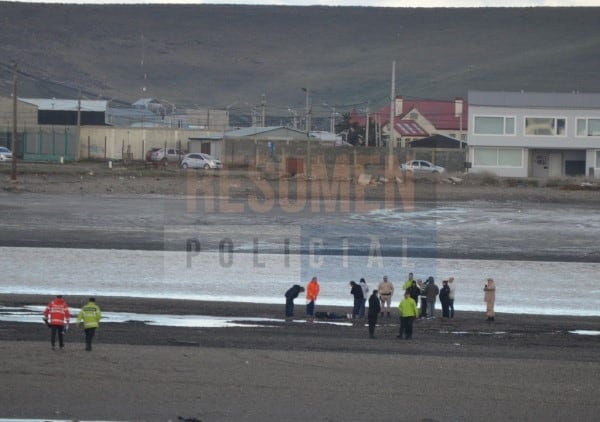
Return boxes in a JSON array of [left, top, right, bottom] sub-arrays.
[[43, 295, 102, 351], [374, 273, 458, 340], [285, 273, 500, 340]]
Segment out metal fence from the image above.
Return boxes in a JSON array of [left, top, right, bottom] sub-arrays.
[[0, 128, 78, 162]]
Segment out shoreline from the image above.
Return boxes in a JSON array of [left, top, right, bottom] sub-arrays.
[[2, 165, 600, 420], [2, 298, 599, 421], [3, 293, 600, 341]]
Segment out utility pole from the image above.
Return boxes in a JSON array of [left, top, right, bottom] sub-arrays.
[[11, 62, 18, 181], [76, 88, 81, 161], [330, 106, 336, 133], [376, 112, 381, 147], [77, 88, 82, 128], [250, 105, 257, 127], [389, 61, 396, 153], [365, 101, 370, 147], [261, 93, 266, 127], [302, 87, 311, 135]]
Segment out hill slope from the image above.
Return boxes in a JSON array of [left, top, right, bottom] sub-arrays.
[[1, 3, 600, 121]]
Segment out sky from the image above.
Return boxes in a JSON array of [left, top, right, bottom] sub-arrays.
[[5, 0, 600, 6]]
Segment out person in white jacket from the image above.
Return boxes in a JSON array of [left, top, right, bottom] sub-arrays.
[[448, 277, 456, 318], [359, 278, 369, 319]]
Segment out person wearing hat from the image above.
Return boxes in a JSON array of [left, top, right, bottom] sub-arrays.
[[43, 295, 70, 350], [377, 275, 394, 318], [397, 290, 418, 340], [77, 297, 102, 351]]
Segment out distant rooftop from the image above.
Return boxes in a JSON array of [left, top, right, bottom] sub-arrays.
[[20, 98, 108, 112], [468, 91, 600, 108]]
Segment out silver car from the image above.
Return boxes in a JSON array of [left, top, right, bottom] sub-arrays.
[[180, 153, 222, 169], [0, 147, 13, 161], [401, 159, 445, 174]]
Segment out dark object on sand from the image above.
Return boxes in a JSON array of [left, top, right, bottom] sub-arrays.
[[315, 311, 346, 320]]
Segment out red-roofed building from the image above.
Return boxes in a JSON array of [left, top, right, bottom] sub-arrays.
[[352, 96, 468, 147]]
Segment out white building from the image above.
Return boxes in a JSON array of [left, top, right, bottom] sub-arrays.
[[467, 91, 600, 178]]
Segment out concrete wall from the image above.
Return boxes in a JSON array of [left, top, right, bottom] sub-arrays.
[[0, 97, 39, 130], [79, 127, 214, 161], [220, 137, 466, 174]]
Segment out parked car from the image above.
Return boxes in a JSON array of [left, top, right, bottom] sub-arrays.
[[145, 147, 162, 162], [401, 160, 445, 174], [180, 153, 222, 169], [149, 147, 185, 164], [0, 147, 13, 161]]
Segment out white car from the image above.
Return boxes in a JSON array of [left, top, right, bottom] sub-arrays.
[[401, 159, 445, 174], [180, 153, 222, 169], [0, 147, 13, 161]]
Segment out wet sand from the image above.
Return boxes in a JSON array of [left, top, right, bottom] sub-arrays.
[[2, 165, 600, 420], [1, 294, 599, 421]]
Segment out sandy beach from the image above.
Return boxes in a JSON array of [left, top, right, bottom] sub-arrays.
[[1, 294, 599, 421], [1, 163, 600, 421]]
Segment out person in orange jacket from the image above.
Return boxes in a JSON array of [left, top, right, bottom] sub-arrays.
[[43, 295, 70, 350], [305, 277, 320, 322]]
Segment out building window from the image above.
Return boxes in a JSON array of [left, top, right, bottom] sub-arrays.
[[498, 149, 522, 166], [525, 117, 566, 136], [474, 116, 515, 135], [576, 118, 600, 136], [596, 151, 600, 168], [474, 147, 522, 167]]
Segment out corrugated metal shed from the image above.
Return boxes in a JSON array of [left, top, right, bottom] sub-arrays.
[[19, 98, 108, 112], [189, 126, 312, 141]]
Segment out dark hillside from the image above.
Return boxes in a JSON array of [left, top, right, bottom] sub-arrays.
[[1, 3, 599, 119]]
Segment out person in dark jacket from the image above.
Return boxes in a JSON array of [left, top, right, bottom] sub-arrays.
[[350, 280, 364, 326], [424, 276, 439, 318], [367, 289, 381, 338], [439, 280, 451, 318], [417, 279, 428, 319], [284, 284, 305, 320], [408, 280, 421, 307]]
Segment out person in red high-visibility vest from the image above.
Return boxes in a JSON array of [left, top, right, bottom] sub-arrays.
[[43, 295, 70, 350]]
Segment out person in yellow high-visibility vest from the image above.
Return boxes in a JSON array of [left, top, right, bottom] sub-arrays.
[[77, 297, 102, 351], [397, 291, 418, 340]]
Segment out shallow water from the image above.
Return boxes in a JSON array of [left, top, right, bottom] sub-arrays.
[[2, 247, 599, 316], [0, 305, 597, 334]]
